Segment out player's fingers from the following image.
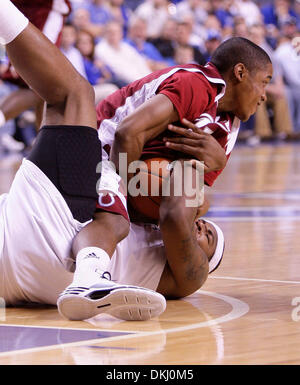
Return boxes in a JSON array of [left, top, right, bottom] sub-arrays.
[[164, 137, 204, 147], [167, 124, 201, 139], [181, 118, 199, 132], [164, 141, 201, 155]]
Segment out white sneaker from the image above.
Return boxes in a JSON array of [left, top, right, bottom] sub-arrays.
[[57, 274, 166, 321]]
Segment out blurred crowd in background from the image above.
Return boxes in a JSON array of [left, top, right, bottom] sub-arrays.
[[0, 0, 300, 152]]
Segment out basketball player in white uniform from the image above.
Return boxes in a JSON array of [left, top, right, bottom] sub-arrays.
[[0, 0, 225, 322]]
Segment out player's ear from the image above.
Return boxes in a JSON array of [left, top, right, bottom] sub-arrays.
[[233, 63, 248, 83]]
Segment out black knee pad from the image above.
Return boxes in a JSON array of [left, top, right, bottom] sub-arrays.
[[27, 125, 102, 222]]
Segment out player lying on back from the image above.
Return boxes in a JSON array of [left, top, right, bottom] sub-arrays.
[[0, 0, 166, 321], [0, 0, 225, 322]]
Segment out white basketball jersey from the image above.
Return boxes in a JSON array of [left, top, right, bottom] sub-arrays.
[[109, 223, 166, 291], [0, 160, 82, 305], [0, 161, 166, 305]]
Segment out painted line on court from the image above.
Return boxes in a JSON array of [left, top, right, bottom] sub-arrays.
[[204, 217, 300, 222], [210, 276, 300, 285], [208, 206, 300, 211], [0, 290, 249, 357], [211, 192, 300, 201]]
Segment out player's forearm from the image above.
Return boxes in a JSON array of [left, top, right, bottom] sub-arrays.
[[110, 128, 145, 171], [110, 94, 178, 170], [159, 196, 209, 298], [160, 208, 209, 298]]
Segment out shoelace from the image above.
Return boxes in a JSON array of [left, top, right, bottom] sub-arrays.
[[95, 269, 116, 282], [101, 271, 111, 281]]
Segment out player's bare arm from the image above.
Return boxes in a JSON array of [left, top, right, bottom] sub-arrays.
[[110, 93, 179, 169], [5, 23, 96, 129], [156, 163, 209, 298]]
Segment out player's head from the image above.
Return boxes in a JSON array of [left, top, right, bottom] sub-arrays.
[[210, 37, 273, 122], [195, 218, 225, 273]]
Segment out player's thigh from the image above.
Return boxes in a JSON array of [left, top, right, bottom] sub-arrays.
[[27, 124, 102, 223]]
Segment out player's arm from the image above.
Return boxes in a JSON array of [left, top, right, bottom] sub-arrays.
[[156, 163, 209, 298], [110, 93, 179, 169]]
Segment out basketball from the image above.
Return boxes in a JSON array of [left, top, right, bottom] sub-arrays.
[[128, 157, 172, 220]]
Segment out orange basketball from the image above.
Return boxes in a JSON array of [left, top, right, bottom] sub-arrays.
[[128, 157, 172, 220]]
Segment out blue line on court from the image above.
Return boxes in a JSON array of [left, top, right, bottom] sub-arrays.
[[0, 325, 133, 353], [212, 191, 300, 200], [205, 208, 300, 218]]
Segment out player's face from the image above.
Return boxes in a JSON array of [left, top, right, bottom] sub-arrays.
[[235, 63, 273, 122], [194, 219, 218, 261]]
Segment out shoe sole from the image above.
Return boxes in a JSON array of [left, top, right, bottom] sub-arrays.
[[57, 287, 166, 321]]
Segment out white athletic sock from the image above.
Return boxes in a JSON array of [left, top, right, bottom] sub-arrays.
[[71, 247, 111, 287], [0, 110, 5, 127], [0, 0, 29, 45]]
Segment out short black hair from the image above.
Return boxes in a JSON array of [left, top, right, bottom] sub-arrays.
[[210, 37, 272, 75]]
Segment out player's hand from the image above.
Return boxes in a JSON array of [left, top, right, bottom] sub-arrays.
[[163, 118, 227, 173]]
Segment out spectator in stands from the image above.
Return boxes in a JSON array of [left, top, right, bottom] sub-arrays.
[[295, 0, 300, 30], [126, 16, 168, 71], [59, 23, 87, 79], [71, 3, 110, 41], [173, 44, 196, 65], [106, 0, 132, 36], [249, 23, 293, 141], [204, 12, 223, 33], [261, 0, 299, 29], [209, 0, 236, 30], [175, 0, 208, 28], [202, 29, 222, 62], [175, 0, 209, 42], [147, 17, 177, 64], [232, 16, 249, 38], [87, 0, 112, 26], [76, 30, 119, 103], [234, 0, 263, 27], [174, 20, 206, 65], [275, 20, 300, 132], [134, 0, 170, 39], [95, 21, 152, 85]]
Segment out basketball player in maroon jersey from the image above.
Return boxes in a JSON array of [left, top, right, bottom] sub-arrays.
[[0, 0, 71, 135], [90, 36, 273, 299]]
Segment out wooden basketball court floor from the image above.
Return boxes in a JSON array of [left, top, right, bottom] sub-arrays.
[[0, 142, 300, 365]]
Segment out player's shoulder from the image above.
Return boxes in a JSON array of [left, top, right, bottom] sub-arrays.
[[170, 63, 223, 88]]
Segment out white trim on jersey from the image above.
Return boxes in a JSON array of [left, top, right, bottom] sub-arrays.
[[225, 116, 240, 156], [98, 66, 226, 147], [52, 0, 70, 14], [42, 9, 64, 43]]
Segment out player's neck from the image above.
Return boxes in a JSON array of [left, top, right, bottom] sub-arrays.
[[217, 70, 237, 115], [217, 91, 234, 115]]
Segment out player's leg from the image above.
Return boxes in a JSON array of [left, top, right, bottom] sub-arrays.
[[56, 160, 166, 322], [1, 0, 96, 128], [0, 1, 165, 321], [0, 1, 101, 224], [0, 0, 69, 132], [0, 88, 39, 123], [57, 209, 166, 321]]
